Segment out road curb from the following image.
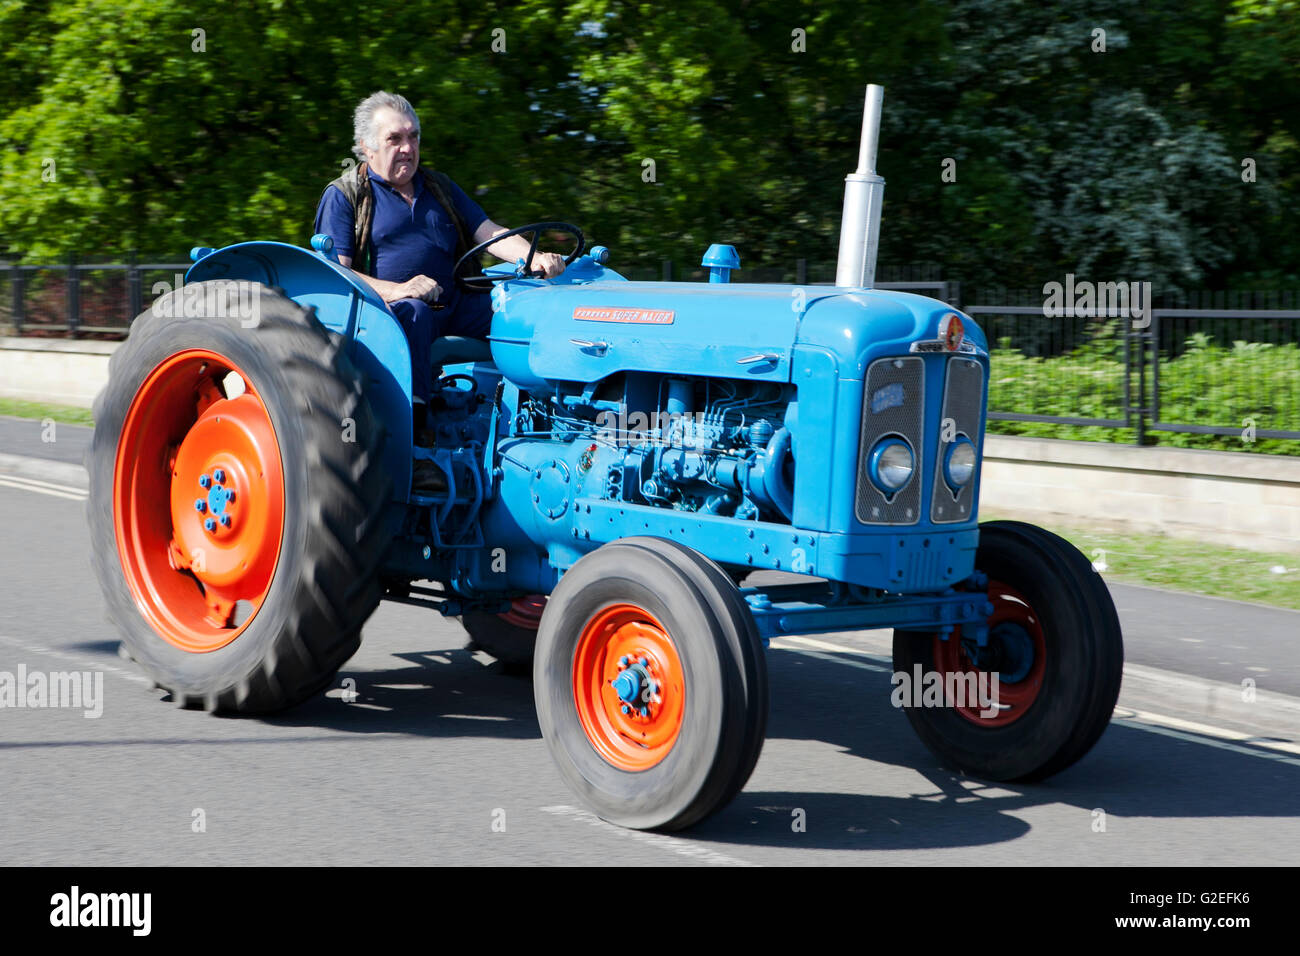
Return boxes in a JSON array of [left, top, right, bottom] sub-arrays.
[[0, 452, 89, 490]]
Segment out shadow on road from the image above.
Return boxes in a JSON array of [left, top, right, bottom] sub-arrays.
[[683, 646, 1300, 850]]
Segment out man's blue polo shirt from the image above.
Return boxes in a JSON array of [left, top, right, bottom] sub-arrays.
[[314, 168, 491, 318]]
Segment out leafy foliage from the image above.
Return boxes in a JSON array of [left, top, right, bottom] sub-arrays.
[[0, 0, 1296, 294]]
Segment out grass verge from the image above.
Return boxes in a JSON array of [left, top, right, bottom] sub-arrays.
[[982, 510, 1300, 611], [0, 399, 94, 427]]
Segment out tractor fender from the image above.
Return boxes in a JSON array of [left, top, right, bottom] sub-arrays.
[[186, 241, 413, 502]]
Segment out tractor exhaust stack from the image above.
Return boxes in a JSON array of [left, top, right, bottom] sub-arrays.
[[834, 84, 886, 289]]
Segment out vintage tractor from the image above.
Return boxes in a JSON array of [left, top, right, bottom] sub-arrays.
[[88, 86, 1123, 831]]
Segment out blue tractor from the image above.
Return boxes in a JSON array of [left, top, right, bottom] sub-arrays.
[[88, 87, 1122, 830]]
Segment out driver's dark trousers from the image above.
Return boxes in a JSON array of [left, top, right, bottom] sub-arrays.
[[389, 293, 493, 404]]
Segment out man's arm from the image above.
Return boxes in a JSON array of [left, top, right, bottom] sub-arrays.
[[338, 256, 440, 304], [473, 220, 567, 278]]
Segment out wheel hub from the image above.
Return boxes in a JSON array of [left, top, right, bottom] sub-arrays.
[[933, 580, 1047, 728], [115, 350, 285, 650], [573, 604, 684, 771]]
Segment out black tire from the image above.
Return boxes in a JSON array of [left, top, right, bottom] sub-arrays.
[[892, 520, 1123, 781], [87, 279, 392, 713], [462, 609, 539, 671], [534, 539, 768, 831], [617, 537, 768, 810]]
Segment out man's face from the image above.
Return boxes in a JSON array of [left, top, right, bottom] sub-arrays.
[[362, 106, 420, 185]]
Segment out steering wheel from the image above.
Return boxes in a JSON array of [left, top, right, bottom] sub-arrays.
[[453, 221, 585, 293]]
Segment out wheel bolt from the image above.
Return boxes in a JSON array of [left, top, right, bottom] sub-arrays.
[[194, 499, 206, 512], [621, 704, 630, 714], [220, 515, 231, 527], [198, 474, 211, 488], [618, 656, 629, 668], [638, 657, 648, 666], [213, 468, 225, 483], [204, 518, 217, 532], [639, 707, 649, 717]]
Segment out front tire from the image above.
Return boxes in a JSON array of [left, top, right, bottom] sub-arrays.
[[88, 280, 391, 713], [892, 520, 1123, 781], [534, 539, 767, 831]]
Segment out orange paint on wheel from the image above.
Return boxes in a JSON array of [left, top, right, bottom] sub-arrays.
[[573, 603, 685, 771], [933, 580, 1047, 728], [114, 349, 285, 652]]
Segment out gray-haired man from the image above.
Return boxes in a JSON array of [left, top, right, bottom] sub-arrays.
[[315, 91, 564, 488]]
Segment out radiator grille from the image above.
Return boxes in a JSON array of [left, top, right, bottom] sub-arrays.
[[855, 357, 925, 525], [931, 358, 984, 523]]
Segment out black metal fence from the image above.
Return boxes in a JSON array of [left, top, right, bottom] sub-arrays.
[[2, 259, 191, 337], [973, 297, 1300, 446]]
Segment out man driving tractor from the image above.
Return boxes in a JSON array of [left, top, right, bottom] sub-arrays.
[[314, 90, 567, 490]]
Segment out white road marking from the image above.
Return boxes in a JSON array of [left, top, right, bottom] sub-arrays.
[[0, 634, 152, 685], [1118, 708, 1300, 756], [539, 805, 759, 867], [1110, 718, 1300, 769], [775, 634, 880, 655], [771, 635, 1300, 761], [0, 474, 88, 500]]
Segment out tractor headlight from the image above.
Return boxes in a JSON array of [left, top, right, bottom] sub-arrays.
[[944, 437, 977, 490], [868, 437, 915, 494]]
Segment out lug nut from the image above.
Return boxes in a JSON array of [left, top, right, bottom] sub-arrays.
[[618, 656, 629, 668], [194, 499, 206, 512], [213, 468, 225, 483], [621, 704, 630, 714], [220, 515, 231, 527], [225, 489, 235, 503], [199, 474, 211, 488], [638, 657, 648, 666], [204, 518, 217, 532], [639, 707, 649, 717]]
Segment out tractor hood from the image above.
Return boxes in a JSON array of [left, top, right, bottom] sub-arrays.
[[488, 276, 984, 389]]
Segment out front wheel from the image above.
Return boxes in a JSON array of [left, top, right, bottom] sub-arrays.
[[892, 520, 1123, 781], [87, 280, 392, 712], [534, 538, 767, 831]]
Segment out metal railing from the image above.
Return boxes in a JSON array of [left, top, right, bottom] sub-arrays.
[[977, 301, 1300, 444], [4, 256, 1295, 447], [3, 259, 190, 336]]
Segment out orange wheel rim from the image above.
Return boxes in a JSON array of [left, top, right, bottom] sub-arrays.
[[573, 603, 685, 771], [933, 579, 1047, 727], [113, 349, 285, 652]]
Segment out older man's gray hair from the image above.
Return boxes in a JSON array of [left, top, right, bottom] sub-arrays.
[[352, 91, 421, 161]]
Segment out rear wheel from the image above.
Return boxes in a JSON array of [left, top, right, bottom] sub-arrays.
[[462, 595, 545, 670], [534, 539, 767, 830], [88, 280, 391, 712], [892, 520, 1123, 780]]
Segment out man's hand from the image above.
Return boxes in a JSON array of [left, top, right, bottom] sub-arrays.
[[390, 275, 442, 304], [533, 251, 567, 279]]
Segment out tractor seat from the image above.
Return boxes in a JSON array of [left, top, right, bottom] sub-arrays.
[[430, 336, 493, 368]]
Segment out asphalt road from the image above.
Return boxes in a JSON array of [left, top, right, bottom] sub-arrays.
[[2, 420, 1299, 865]]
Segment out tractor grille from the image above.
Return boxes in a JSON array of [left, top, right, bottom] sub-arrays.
[[855, 356, 924, 525], [930, 358, 984, 524]]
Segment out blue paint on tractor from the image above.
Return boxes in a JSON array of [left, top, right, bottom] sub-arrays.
[[182, 233, 993, 634]]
